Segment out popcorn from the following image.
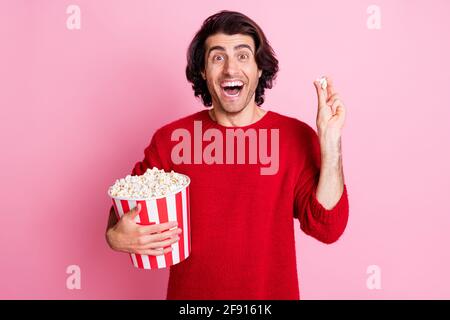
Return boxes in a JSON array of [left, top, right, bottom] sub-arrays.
[[316, 76, 327, 90], [108, 167, 189, 199]]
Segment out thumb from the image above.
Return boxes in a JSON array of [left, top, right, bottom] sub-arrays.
[[127, 203, 141, 220]]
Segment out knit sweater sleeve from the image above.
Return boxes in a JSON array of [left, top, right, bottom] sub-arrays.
[[293, 124, 349, 244], [130, 128, 171, 175]]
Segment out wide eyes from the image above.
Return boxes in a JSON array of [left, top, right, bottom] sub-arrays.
[[211, 53, 250, 62], [238, 53, 249, 60]]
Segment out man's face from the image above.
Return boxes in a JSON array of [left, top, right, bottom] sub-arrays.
[[202, 33, 262, 114]]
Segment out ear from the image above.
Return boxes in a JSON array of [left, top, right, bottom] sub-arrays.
[[258, 69, 262, 78], [201, 70, 206, 80]]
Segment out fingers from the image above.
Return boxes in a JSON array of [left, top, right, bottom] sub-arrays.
[[138, 235, 180, 250], [327, 92, 339, 103], [329, 98, 347, 120], [314, 79, 327, 107], [138, 221, 178, 235], [315, 75, 337, 108], [330, 99, 341, 115], [326, 93, 340, 106], [137, 228, 182, 246], [325, 76, 335, 98], [334, 101, 346, 118], [326, 91, 345, 115], [125, 203, 141, 220], [135, 246, 173, 256]]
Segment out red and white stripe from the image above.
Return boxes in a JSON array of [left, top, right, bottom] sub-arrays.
[[112, 186, 191, 269]]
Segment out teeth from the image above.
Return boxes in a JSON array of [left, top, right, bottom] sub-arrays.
[[221, 81, 244, 87]]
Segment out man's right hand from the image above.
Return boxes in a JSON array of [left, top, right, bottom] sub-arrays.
[[106, 204, 182, 256]]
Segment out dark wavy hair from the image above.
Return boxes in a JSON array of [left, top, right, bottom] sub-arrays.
[[186, 10, 279, 107]]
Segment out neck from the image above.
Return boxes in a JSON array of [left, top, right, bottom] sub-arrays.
[[209, 103, 267, 127]]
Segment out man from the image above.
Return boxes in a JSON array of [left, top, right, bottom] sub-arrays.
[[106, 10, 349, 300]]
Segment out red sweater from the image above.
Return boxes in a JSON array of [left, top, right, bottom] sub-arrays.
[[131, 109, 349, 300]]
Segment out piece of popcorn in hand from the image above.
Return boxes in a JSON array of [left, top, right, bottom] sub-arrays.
[[316, 76, 327, 90]]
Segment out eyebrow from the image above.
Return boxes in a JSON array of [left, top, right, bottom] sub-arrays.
[[207, 44, 254, 56]]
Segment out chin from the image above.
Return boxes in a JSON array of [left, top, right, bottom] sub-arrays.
[[219, 97, 252, 114], [222, 104, 247, 114]]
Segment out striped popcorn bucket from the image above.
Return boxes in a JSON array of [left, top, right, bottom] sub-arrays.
[[108, 179, 191, 269]]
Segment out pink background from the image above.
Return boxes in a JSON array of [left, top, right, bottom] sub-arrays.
[[1, 0, 449, 299]]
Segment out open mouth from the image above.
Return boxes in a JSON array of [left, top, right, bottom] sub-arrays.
[[221, 81, 244, 97]]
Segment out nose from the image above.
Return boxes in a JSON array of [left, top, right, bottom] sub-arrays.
[[223, 57, 239, 76]]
